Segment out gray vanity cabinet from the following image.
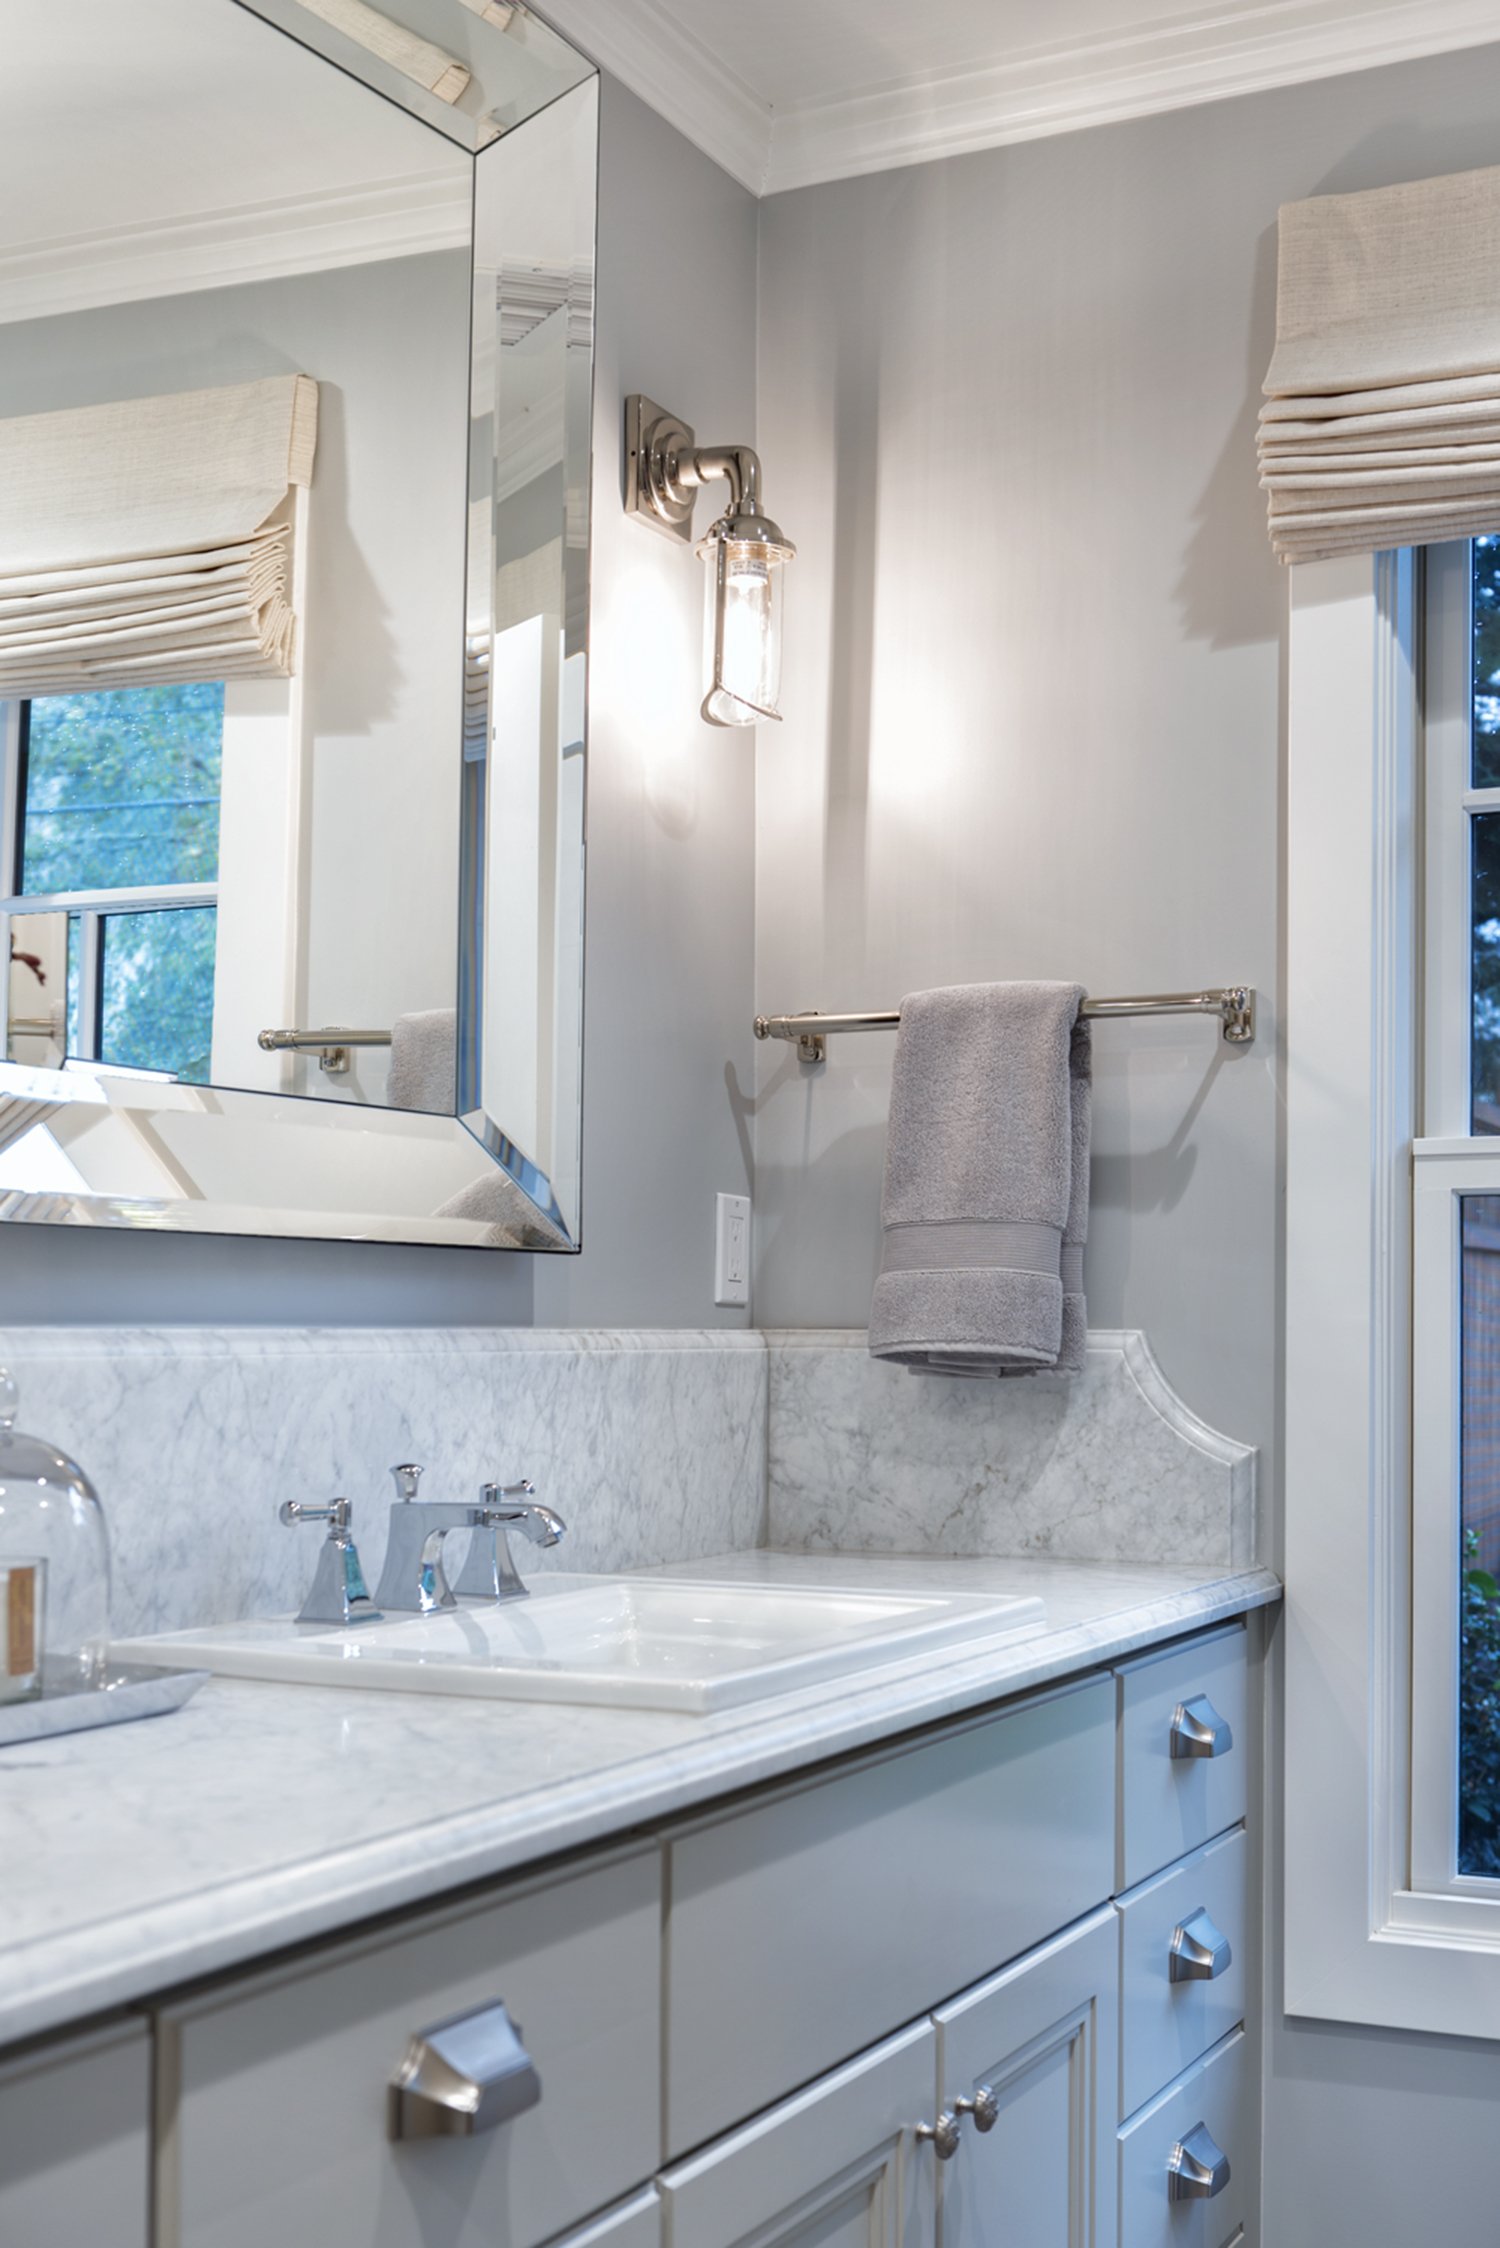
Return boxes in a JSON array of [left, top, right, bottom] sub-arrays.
[[0, 2017, 150, 2248], [0, 1613, 1261, 2248]]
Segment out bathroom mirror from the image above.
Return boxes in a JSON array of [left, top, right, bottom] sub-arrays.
[[0, 0, 597, 1249]]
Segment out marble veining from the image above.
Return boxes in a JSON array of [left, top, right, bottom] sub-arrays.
[[0, 1328, 768, 1638], [0, 1552, 1280, 2048], [766, 1328, 1255, 1567]]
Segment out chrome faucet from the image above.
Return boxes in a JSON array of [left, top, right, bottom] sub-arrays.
[[372, 1462, 565, 1614]]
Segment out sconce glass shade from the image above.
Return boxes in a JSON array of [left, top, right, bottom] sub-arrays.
[[697, 519, 794, 727]]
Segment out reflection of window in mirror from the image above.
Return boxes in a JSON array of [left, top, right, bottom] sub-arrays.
[[6, 683, 224, 1082]]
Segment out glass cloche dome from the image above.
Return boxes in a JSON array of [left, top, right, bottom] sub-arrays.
[[0, 1369, 110, 1694]]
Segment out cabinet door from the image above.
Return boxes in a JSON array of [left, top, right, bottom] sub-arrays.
[[934, 1910, 1118, 2248], [0, 2018, 150, 2248], [659, 2020, 937, 2248]]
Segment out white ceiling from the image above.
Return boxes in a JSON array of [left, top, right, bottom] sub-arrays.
[[535, 0, 1500, 195]]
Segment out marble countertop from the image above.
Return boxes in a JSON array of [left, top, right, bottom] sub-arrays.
[[0, 1551, 1280, 2052]]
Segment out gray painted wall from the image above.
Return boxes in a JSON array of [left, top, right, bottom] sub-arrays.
[[753, 42, 1500, 2244], [0, 73, 758, 1328]]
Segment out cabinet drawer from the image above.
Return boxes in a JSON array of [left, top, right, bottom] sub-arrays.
[[157, 1845, 661, 2248], [0, 2019, 150, 2248], [1118, 2031, 1248, 2248], [666, 1673, 1115, 2157], [1118, 1828, 1246, 2121], [1117, 1630, 1247, 1890]]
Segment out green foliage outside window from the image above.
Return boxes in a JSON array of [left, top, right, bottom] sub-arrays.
[[19, 683, 223, 1083], [1461, 1531, 1500, 1877]]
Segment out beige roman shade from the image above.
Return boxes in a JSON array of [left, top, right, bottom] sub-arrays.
[[294, 0, 471, 102], [0, 374, 317, 697], [1259, 165, 1500, 563]]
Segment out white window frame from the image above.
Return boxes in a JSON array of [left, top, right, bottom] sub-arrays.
[[1288, 545, 1500, 2038]]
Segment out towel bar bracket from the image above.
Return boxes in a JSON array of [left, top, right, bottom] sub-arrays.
[[753, 986, 1256, 1065]]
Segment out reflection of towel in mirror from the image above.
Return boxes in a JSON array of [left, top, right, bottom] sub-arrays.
[[388, 1010, 456, 1114], [868, 982, 1090, 1377], [436, 1171, 568, 1249]]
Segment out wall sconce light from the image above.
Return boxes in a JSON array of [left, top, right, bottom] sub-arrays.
[[624, 394, 795, 727]]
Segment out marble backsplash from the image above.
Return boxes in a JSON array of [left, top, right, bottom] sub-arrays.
[[0, 1328, 768, 1640], [765, 1329, 1254, 1569], [0, 1323, 1254, 1640]]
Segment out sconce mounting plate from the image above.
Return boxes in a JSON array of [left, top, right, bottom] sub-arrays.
[[624, 393, 697, 544]]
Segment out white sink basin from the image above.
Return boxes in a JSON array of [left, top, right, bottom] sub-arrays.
[[113, 1574, 1045, 1714]]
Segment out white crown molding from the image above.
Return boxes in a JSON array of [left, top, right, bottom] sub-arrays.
[[537, 0, 1500, 199], [529, 0, 771, 193], [769, 0, 1500, 191], [0, 171, 472, 328]]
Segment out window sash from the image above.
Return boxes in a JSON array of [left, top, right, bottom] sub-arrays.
[[1411, 1138, 1500, 1895]]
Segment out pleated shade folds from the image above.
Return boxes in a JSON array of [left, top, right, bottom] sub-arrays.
[[1260, 165, 1500, 563], [0, 374, 318, 697]]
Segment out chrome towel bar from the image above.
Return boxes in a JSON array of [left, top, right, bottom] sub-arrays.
[[257, 1026, 393, 1075], [753, 986, 1256, 1064]]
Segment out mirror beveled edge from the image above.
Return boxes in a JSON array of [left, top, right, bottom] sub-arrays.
[[0, 2, 599, 1254]]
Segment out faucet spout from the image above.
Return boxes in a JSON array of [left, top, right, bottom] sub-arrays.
[[453, 1481, 566, 1601]]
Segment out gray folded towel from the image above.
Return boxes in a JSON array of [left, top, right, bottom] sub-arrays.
[[436, 1169, 567, 1249], [388, 1009, 457, 1114], [868, 982, 1090, 1376]]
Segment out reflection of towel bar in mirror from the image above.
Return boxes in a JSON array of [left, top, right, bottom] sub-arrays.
[[754, 987, 1257, 1065], [257, 1026, 393, 1076]]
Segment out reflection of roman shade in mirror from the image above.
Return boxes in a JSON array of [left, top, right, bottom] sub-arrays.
[[0, 373, 317, 695], [1260, 165, 1500, 561], [294, 0, 471, 102]]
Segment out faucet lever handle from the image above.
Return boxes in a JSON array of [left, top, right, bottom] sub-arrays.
[[279, 1497, 352, 1532], [278, 1498, 381, 1627], [391, 1463, 424, 1501], [480, 1478, 536, 1510]]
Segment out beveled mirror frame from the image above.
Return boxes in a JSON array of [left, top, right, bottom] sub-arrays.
[[0, 0, 598, 1252]]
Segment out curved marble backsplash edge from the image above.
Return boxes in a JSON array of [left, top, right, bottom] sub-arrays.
[[763, 1327, 1255, 1571]]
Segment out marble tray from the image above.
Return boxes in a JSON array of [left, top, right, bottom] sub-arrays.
[[0, 1661, 208, 1747]]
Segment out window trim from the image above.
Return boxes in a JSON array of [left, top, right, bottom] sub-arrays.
[[1287, 549, 1500, 2036]]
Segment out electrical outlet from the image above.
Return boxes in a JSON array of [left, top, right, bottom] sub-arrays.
[[714, 1192, 751, 1307]]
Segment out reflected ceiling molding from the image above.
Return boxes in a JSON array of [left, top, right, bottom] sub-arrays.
[[534, 0, 1500, 197], [0, 171, 473, 326]]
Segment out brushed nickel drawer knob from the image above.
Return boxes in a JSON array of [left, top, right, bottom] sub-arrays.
[[916, 2111, 963, 2160], [1169, 1694, 1233, 1761], [1167, 2121, 1230, 2202], [388, 1998, 541, 2141], [954, 2085, 999, 2132], [1169, 1907, 1233, 1983]]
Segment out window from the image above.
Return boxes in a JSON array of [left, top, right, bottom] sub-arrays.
[[3, 682, 223, 1082], [1413, 539, 1500, 1900], [1288, 544, 1500, 2041]]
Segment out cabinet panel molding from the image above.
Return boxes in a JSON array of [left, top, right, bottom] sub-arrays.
[[659, 2020, 937, 2248]]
